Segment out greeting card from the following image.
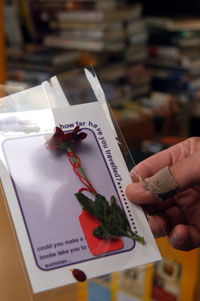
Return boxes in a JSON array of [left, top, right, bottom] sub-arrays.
[[0, 72, 161, 294]]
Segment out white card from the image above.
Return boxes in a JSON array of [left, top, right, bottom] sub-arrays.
[[0, 88, 161, 294]]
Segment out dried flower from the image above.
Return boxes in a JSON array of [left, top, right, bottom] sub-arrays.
[[46, 126, 87, 151], [46, 126, 144, 244]]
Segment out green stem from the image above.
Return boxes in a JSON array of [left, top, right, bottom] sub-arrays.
[[127, 228, 145, 244], [68, 146, 145, 244], [109, 223, 144, 244]]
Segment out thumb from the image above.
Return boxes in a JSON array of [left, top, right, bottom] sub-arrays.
[[126, 182, 156, 204], [126, 151, 200, 204]]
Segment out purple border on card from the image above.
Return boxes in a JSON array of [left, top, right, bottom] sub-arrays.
[[2, 128, 136, 271]]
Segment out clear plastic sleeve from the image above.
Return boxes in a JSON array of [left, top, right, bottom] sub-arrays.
[[0, 67, 178, 300]]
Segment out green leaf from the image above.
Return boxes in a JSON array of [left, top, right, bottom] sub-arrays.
[[75, 192, 95, 215], [94, 194, 109, 223], [93, 225, 110, 239], [75, 192, 145, 244]]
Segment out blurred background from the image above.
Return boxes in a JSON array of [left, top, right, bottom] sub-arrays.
[[1, 0, 200, 300]]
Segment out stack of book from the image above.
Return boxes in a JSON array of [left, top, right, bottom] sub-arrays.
[[6, 46, 80, 87], [146, 16, 200, 105], [4, 0, 152, 122], [96, 3, 150, 115], [4, 0, 81, 87], [41, 0, 139, 52], [124, 16, 150, 102], [36, 0, 151, 111]]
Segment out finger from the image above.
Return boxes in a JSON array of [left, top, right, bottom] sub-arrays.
[[127, 152, 200, 205], [164, 205, 186, 229], [130, 145, 179, 182], [130, 137, 200, 182], [145, 205, 185, 238], [126, 182, 156, 204], [147, 214, 169, 238], [169, 224, 200, 251], [170, 151, 200, 191]]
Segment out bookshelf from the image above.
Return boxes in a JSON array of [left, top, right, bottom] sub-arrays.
[[5, 1, 191, 146]]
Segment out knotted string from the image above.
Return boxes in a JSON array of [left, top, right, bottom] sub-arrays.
[[67, 151, 97, 195]]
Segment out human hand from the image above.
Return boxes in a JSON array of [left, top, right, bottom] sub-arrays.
[[126, 137, 200, 251]]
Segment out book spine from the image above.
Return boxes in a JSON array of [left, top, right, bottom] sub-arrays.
[[44, 36, 104, 51], [37, 0, 117, 11], [148, 46, 180, 60], [58, 11, 103, 23]]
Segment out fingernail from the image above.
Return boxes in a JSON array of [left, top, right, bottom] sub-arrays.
[[131, 183, 147, 194], [126, 182, 156, 203], [130, 168, 142, 182], [146, 213, 152, 219]]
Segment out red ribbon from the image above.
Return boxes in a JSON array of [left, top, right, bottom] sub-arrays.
[[67, 151, 97, 195]]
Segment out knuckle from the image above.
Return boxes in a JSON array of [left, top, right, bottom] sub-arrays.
[[183, 137, 200, 154]]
